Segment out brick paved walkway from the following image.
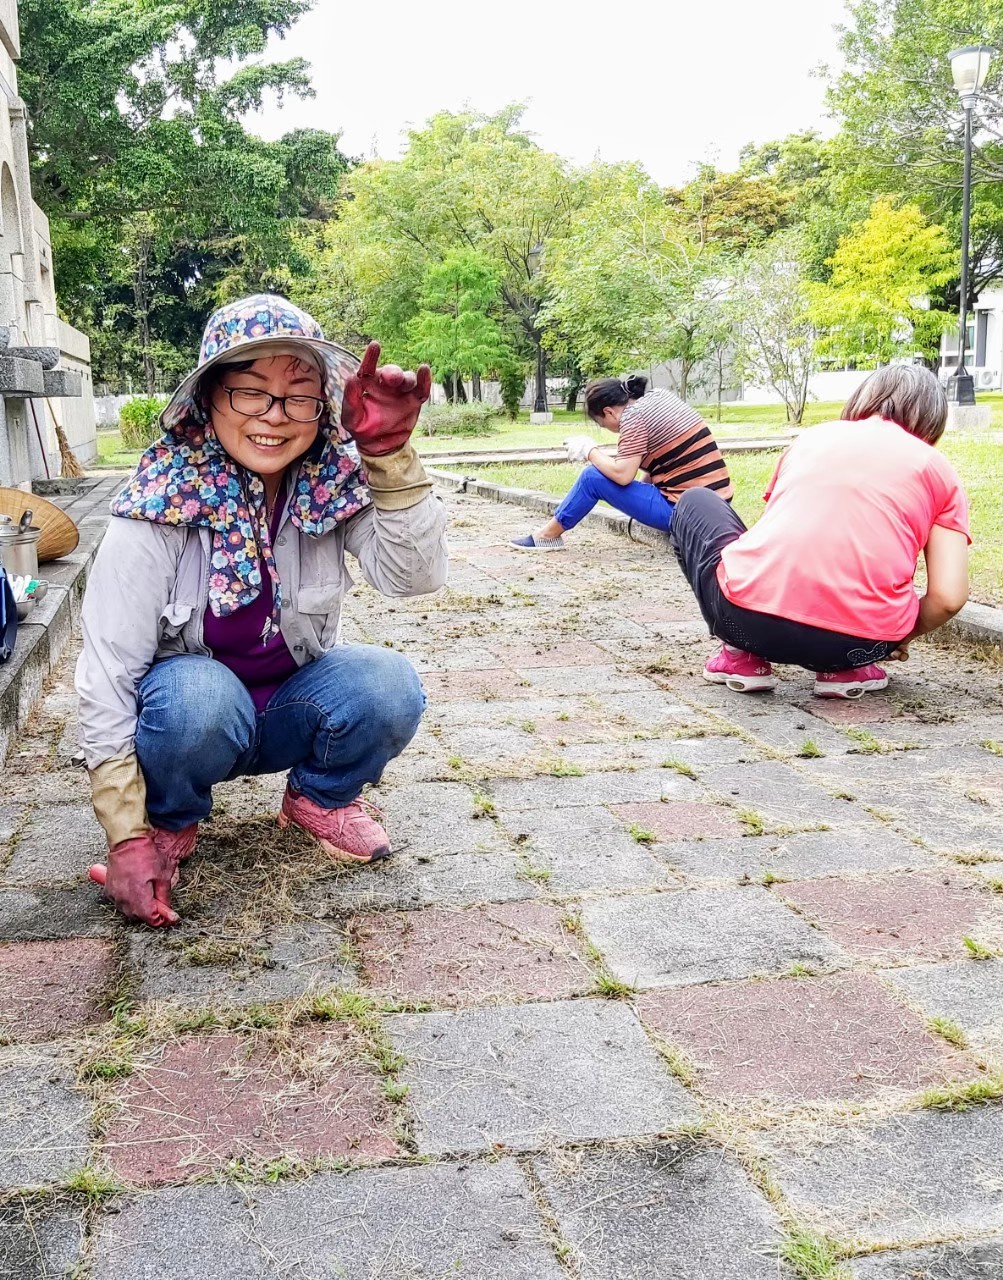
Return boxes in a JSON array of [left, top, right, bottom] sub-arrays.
[[2, 490, 1003, 1279]]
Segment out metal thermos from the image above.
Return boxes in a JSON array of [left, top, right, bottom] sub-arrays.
[[0, 513, 41, 579]]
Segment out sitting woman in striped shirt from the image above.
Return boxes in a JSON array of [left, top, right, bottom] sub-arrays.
[[510, 377, 733, 551]]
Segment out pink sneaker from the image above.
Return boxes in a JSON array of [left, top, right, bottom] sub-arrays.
[[278, 788, 391, 864], [703, 644, 776, 693], [152, 824, 199, 887], [814, 664, 889, 699]]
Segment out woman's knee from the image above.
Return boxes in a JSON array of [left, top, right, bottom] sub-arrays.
[[138, 657, 255, 754], [318, 646, 426, 744]]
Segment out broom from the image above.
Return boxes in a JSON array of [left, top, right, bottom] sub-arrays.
[[51, 401, 84, 478]]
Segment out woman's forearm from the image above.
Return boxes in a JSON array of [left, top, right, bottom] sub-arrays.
[[586, 447, 635, 486], [903, 592, 965, 644]]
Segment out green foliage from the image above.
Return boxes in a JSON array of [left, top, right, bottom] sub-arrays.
[[542, 164, 733, 393], [19, 0, 350, 389], [409, 250, 507, 394], [809, 199, 955, 365], [417, 402, 501, 438], [118, 396, 166, 450], [498, 361, 528, 419], [300, 107, 585, 385], [731, 230, 818, 424], [828, 0, 1003, 300]]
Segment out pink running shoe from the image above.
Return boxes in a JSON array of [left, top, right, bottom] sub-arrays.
[[814, 664, 889, 699], [703, 644, 776, 693], [278, 788, 391, 864], [152, 823, 199, 887]]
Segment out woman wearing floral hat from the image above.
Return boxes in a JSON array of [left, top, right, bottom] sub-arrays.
[[78, 294, 448, 927]]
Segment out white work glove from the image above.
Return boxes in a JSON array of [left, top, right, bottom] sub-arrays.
[[564, 435, 596, 464]]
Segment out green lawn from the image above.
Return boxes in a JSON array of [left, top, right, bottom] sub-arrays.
[[465, 434, 1003, 607]]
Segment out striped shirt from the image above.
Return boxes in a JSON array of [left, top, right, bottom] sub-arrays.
[[617, 389, 733, 503]]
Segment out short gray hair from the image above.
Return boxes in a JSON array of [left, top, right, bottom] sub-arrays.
[[841, 365, 948, 444]]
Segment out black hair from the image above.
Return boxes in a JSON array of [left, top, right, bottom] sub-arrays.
[[584, 375, 648, 421]]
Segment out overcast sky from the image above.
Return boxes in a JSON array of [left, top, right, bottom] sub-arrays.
[[247, 0, 850, 186]]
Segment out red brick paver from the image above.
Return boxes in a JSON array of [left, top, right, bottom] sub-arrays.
[[102, 1026, 398, 1184], [611, 801, 746, 842], [487, 640, 610, 668], [420, 669, 529, 701], [638, 973, 976, 1102], [0, 940, 115, 1042], [808, 699, 905, 726], [352, 903, 590, 1004], [774, 872, 998, 961]]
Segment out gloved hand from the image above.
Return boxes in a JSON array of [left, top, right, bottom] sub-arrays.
[[565, 435, 596, 464], [341, 341, 432, 456], [89, 834, 179, 927]]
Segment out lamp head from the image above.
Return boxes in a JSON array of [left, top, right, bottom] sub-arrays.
[[948, 44, 996, 108]]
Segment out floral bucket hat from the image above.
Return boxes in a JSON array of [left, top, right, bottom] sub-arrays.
[[160, 293, 361, 434], [112, 294, 371, 636]]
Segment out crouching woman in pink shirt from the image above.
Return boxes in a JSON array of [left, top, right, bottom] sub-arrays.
[[669, 366, 970, 699]]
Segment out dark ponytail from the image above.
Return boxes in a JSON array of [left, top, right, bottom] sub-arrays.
[[584, 374, 648, 421]]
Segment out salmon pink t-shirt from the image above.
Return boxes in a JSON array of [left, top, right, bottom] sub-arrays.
[[716, 417, 970, 640]]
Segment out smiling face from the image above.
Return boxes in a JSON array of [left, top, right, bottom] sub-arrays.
[[207, 353, 325, 478]]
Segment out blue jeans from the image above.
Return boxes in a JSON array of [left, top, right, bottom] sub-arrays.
[[135, 646, 426, 831], [555, 465, 674, 533]]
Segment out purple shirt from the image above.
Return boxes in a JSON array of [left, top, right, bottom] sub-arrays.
[[203, 499, 299, 711]]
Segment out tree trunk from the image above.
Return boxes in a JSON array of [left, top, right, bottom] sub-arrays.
[[565, 367, 583, 412], [456, 378, 468, 403], [533, 340, 548, 413], [472, 371, 482, 401]]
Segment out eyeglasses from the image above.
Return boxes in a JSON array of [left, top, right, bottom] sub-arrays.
[[219, 385, 326, 423]]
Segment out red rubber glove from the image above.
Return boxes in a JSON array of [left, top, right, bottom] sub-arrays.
[[340, 341, 431, 456], [89, 835, 179, 927]]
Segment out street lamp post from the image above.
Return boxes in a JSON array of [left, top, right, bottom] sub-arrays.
[[946, 44, 996, 406]]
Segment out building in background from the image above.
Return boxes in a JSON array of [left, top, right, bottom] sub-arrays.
[[0, 0, 95, 490]]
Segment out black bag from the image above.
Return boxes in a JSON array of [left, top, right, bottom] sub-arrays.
[[0, 563, 17, 663]]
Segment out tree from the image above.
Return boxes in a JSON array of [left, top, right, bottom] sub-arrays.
[[543, 164, 732, 395], [665, 162, 791, 254], [827, 0, 1003, 300], [408, 251, 506, 401], [732, 231, 818, 425], [19, 0, 343, 388], [299, 107, 588, 404], [809, 199, 955, 367]]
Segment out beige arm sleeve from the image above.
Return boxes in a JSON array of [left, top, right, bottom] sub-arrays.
[[359, 443, 432, 510], [89, 753, 150, 848]]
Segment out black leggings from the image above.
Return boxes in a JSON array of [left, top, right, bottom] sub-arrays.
[[669, 488, 899, 673]]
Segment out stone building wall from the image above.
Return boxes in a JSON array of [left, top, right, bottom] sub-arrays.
[[0, 0, 94, 489]]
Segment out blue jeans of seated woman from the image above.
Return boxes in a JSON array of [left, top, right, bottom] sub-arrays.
[[555, 464, 674, 533], [135, 645, 426, 831]]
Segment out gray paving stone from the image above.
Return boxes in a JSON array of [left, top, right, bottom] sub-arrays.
[[860, 785, 1003, 854], [534, 1141, 784, 1280], [659, 828, 938, 882], [0, 887, 117, 940], [255, 1159, 564, 1279], [0, 1046, 90, 1188], [496, 805, 674, 893], [767, 1103, 1003, 1244], [681, 684, 856, 753], [311, 849, 540, 911], [0, 1202, 84, 1279], [849, 1236, 1003, 1278], [492, 768, 700, 812], [89, 1184, 265, 1280], [369, 781, 511, 854], [2, 804, 105, 886], [884, 959, 1003, 1046], [700, 762, 871, 828], [559, 734, 760, 775], [386, 999, 700, 1154], [129, 921, 357, 1007], [581, 889, 847, 989]]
